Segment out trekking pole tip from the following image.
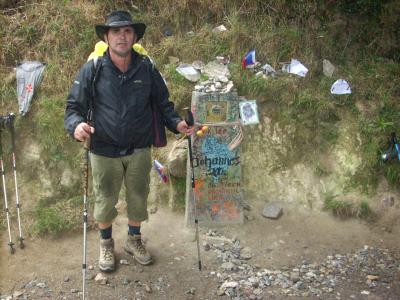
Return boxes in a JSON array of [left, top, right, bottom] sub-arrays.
[[19, 237, 25, 249], [8, 242, 15, 254]]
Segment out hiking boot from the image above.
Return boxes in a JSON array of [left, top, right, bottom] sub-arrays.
[[99, 238, 115, 272], [124, 234, 153, 265]]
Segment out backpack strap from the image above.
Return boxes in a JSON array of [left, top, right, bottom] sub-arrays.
[[88, 56, 103, 123]]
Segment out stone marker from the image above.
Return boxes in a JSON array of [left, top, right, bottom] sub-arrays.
[[262, 202, 283, 219]]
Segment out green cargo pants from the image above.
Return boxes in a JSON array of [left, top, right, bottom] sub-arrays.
[[90, 148, 151, 223]]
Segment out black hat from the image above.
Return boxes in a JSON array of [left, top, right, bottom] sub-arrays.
[[95, 10, 146, 41]]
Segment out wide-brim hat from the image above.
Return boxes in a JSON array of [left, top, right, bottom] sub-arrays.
[[95, 10, 146, 41]]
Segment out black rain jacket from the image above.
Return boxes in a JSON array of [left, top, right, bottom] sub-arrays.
[[64, 50, 181, 157]]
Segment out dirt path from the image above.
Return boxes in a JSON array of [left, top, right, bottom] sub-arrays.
[[1, 203, 399, 299]]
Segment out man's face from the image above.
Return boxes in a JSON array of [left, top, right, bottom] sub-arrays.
[[105, 26, 137, 58]]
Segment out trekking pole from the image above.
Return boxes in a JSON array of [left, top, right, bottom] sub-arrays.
[[82, 111, 92, 300], [6, 113, 24, 249], [185, 109, 202, 271], [0, 118, 15, 254]]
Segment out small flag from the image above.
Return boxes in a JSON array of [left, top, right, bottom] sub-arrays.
[[153, 160, 169, 183], [242, 49, 256, 69]]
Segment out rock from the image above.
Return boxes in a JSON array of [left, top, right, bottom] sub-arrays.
[[217, 288, 226, 296], [70, 289, 79, 293], [253, 288, 263, 295], [216, 55, 230, 65], [186, 288, 196, 295], [221, 262, 236, 271], [168, 56, 179, 65], [240, 247, 252, 260], [144, 283, 152, 293], [290, 272, 300, 283], [192, 60, 205, 70], [381, 196, 395, 208], [221, 281, 239, 289], [262, 63, 277, 77], [123, 277, 131, 285], [36, 282, 46, 288], [203, 60, 231, 81], [366, 275, 379, 281], [360, 290, 370, 295], [176, 63, 200, 82], [167, 139, 187, 177], [240, 200, 251, 210], [120, 259, 130, 265], [262, 202, 283, 219], [63, 276, 70, 282], [225, 81, 234, 92], [94, 273, 108, 285], [212, 25, 227, 33], [323, 59, 335, 77], [12, 291, 24, 298], [255, 71, 263, 77], [163, 29, 172, 37], [245, 214, 255, 221], [203, 241, 211, 251]]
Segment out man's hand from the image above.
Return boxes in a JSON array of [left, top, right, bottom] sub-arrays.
[[176, 120, 195, 136], [74, 122, 95, 142]]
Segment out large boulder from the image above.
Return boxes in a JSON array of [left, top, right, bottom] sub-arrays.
[[167, 139, 188, 178]]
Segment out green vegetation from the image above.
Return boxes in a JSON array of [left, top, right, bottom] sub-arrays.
[[323, 193, 353, 218], [170, 176, 187, 211], [0, 0, 398, 232], [33, 195, 85, 236], [324, 192, 374, 220]]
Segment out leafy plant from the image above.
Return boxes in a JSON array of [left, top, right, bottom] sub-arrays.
[[324, 193, 354, 218]]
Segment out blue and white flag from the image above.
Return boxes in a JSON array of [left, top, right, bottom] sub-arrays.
[[242, 49, 256, 69]]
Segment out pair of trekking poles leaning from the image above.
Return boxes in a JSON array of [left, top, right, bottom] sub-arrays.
[[0, 112, 24, 254]]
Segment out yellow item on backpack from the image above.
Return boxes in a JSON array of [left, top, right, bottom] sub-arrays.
[[87, 41, 149, 61]]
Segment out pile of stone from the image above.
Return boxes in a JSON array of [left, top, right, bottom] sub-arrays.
[[175, 56, 237, 95], [203, 230, 400, 299], [194, 78, 234, 94], [246, 62, 278, 79]]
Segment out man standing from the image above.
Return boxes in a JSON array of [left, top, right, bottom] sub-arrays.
[[64, 10, 193, 272]]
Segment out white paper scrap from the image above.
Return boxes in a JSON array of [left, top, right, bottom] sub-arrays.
[[330, 79, 352, 95], [287, 59, 308, 77], [176, 63, 200, 82]]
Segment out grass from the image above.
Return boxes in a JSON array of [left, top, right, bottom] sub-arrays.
[[0, 0, 398, 232], [324, 192, 374, 220], [169, 176, 187, 211], [32, 194, 91, 236], [324, 193, 354, 218]]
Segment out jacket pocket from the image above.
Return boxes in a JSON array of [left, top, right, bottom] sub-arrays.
[[124, 80, 151, 111]]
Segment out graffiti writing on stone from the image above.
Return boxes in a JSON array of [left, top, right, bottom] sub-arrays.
[[190, 125, 242, 223], [193, 136, 240, 183]]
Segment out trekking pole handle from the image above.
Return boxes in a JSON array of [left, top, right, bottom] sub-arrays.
[[185, 109, 194, 127], [6, 113, 16, 150], [84, 110, 93, 150]]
